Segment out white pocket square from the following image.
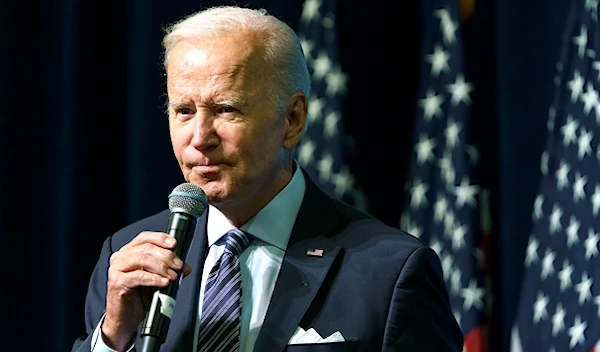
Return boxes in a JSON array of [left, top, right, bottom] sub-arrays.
[[288, 327, 345, 344]]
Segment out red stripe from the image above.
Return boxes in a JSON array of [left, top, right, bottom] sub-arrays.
[[464, 326, 488, 352]]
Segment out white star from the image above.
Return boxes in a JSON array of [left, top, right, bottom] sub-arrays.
[[525, 237, 540, 267], [540, 150, 549, 176], [410, 178, 430, 210], [533, 194, 544, 220], [566, 216, 581, 248], [595, 295, 600, 317], [325, 65, 348, 97], [567, 70, 585, 103], [425, 44, 450, 78], [434, 8, 457, 45], [299, 36, 316, 61], [533, 292, 549, 323], [451, 224, 468, 250], [307, 96, 324, 124], [447, 74, 474, 106], [300, 0, 320, 24], [568, 315, 587, 349], [551, 303, 566, 336], [573, 25, 588, 59], [438, 151, 455, 185], [441, 253, 454, 281], [323, 111, 340, 138], [433, 195, 448, 223], [585, 228, 599, 260], [560, 114, 579, 146], [577, 126, 593, 160], [573, 172, 588, 202], [451, 268, 462, 295], [555, 160, 571, 191], [594, 61, 600, 81], [419, 89, 445, 121], [460, 279, 484, 310], [541, 249, 556, 280], [316, 153, 333, 182], [558, 260, 573, 292], [332, 166, 355, 198], [549, 204, 563, 234], [297, 140, 315, 167], [444, 119, 462, 148], [575, 272, 593, 305], [580, 82, 598, 115], [443, 210, 456, 236], [312, 50, 332, 81], [415, 134, 437, 165], [429, 237, 443, 256], [453, 177, 480, 208], [592, 184, 600, 216]]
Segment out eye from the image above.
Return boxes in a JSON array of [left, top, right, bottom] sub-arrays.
[[179, 107, 193, 115], [216, 105, 237, 114]]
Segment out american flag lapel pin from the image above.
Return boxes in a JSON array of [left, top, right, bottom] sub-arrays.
[[306, 248, 324, 257]]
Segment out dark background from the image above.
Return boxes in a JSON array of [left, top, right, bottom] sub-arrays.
[[0, 0, 570, 351]]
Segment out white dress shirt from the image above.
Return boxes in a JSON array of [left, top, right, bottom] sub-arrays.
[[91, 166, 306, 352]]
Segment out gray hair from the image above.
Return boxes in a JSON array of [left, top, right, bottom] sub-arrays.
[[162, 6, 311, 113]]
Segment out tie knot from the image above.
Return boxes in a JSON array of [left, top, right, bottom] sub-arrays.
[[224, 229, 253, 257]]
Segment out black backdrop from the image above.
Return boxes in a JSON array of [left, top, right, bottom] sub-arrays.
[[0, 0, 570, 351]]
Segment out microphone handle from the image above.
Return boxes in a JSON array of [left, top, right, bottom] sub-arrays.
[[138, 212, 197, 351]]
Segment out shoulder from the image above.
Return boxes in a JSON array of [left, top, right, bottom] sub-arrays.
[[109, 209, 171, 250]]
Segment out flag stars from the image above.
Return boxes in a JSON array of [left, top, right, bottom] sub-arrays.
[[566, 216, 580, 247], [419, 89, 445, 121], [444, 119, 462, 148], [450, 268, 462, 295], [433, 8, 457, 45], [573, 25, 588, 59], [312, 50, 332, 81], [410, 178, 430, 209], [540, 151, 549, 176], [316, 153, 334, 182], [549, 204, 563, 234], [580, 82, 598, 115], [592, 184, 600, 215], [425, 44, 451, 78], [595, 295, 600, 317], [525, 237, 540, 266], [460, 279, 484, 311], [551, 303, 566, 336], [307, 96, 324, 124], [300, 0, 321, 24], [560, 114, 579, 146], [323, 111, 340, 138], [433, 195, 448, 223], [541, 249, 556, 280], [533, 292, 549, 323], [575, 272, 593, 305], [558, 260, 573, 291], [415, 134, 437, 165], [555, 160, 571, 191], [573, 172, 588, 202], [533, 194, 544, 220], [297, 140, 316, 167], [568, 315, 587, 349], [438, 151, 456, 185], [447, 74, 474, 106], [577, 127, 593, 160], [568, 70, 585, 102], [299, 37, 316, 61], [332, 166, 355, 198], [453, 176, 479, 208], [325, 66, 348, 97], [451, 224, 468, 250], [584, 228, 599, 260]]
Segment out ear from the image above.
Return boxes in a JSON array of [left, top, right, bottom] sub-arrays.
[[283, 92, 308, 149]]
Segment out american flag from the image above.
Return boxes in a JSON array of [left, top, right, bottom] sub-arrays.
[[510, 1, 600, 351], [399, 0, 490, 350], [294, 0, 366, 211]]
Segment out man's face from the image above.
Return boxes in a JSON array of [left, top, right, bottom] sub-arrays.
[[166, 33, 305, 218]]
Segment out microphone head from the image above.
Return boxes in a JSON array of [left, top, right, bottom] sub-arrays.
[[168, 183, 208, 218]]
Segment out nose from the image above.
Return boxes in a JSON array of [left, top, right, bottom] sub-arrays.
[[190, 110, 219, 150]]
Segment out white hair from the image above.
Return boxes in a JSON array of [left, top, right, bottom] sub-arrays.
[[162, 5, 311, 113]]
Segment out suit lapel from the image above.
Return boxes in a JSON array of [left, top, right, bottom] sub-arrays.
[[254, 173, 343, 352], [161, 210, 209, 352]]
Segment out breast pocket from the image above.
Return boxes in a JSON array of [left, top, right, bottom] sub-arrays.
[[283, 340, 359, 351]]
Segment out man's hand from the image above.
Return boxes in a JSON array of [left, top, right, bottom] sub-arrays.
[[101, 231, 192, 351]]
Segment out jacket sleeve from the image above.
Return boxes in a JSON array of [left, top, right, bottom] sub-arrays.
[[383, 246, 464, 351]]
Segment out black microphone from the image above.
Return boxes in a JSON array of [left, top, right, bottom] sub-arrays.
[[139, 182, 208, 352]]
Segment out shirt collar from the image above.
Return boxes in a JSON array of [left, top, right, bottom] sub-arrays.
[[206, 164, 306, 250]]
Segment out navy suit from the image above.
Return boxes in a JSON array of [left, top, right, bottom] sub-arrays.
[[72, 172, 463, 351]]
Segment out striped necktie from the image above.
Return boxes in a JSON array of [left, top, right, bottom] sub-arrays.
[[198, 229, 253, 352]]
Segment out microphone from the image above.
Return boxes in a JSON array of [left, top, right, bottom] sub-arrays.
[[139, 182, 208, 352]]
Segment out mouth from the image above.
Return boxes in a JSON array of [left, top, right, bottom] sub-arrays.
[[191, 164, 223, 174]]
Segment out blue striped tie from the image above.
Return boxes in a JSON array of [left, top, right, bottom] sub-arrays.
[[198, 229, 253, 352]]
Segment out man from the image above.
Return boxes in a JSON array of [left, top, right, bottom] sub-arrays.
[[72, 5, 463, 352]]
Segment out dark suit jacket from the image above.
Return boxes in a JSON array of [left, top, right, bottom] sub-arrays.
[[72, 173, 463, 351]]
